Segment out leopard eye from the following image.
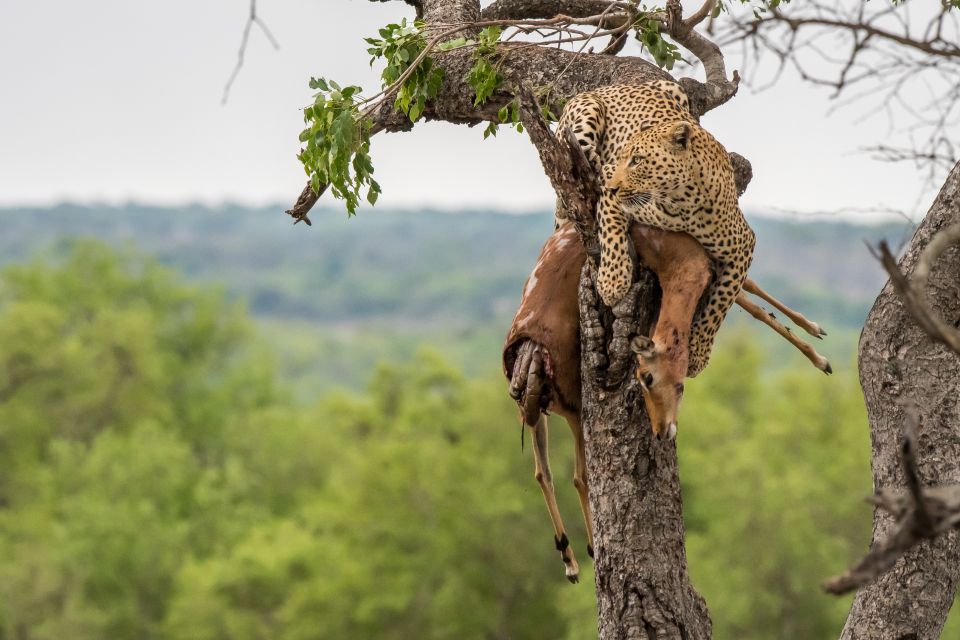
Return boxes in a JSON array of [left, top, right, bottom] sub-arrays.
[[629, 154, 643, 166]]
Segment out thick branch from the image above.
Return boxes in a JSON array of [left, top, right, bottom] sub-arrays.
[[420, 0, 480, 24], [664, 0, 739, 115], [825, 224, 960, 594], [481, 0, 631, 26], [287, 42, 670, 221]]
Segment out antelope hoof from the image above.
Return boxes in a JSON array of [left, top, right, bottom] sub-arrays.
[[556, 533, 580, 583]]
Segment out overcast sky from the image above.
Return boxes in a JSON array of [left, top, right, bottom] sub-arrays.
[[0, 0, 938, 219]]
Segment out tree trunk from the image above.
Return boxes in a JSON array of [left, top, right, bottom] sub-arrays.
[[843, 160, 960, 639], [579, 262, 711, 640], [305, 3, 740, 636]]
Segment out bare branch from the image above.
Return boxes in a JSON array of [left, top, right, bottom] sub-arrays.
[[825, 222, 960, 595], [683, 0, 717, 29], [716, 0, 960, 178], [824, 404, 960, 595], [222, 0, 280, 105], [876, 224, 960, 355], [663, 0, 740, 114]]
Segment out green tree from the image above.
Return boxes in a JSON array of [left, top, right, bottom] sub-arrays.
[[0, 242, 275, 639]]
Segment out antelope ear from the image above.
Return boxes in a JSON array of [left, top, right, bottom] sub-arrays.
[[665, 122, 691, 150], [631, 335, 656, 359]]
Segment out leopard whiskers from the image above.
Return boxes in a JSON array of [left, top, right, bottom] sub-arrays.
[[628, 192, 652, 207]]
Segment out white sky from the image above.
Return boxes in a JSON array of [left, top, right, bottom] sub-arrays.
[[0, 0, 938, 220]]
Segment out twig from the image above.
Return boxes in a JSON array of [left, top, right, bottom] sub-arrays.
[[222, 0, 280, 105]]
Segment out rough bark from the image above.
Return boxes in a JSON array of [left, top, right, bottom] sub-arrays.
[[844, 159, 960, 639], [579, 261, 712, 639]]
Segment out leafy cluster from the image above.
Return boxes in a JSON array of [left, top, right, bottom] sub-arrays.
[[365, 19, 445, 123], [298, 78, 379, 215], [467, 26, 504, 106], [484, 98, 531, 140], [633, 15, 682, 70]]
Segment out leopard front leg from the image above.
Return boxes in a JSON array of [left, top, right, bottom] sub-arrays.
[[596, 192, 634, 307], [687, 229, 755, 376]]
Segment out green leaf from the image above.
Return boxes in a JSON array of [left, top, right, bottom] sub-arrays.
[[438, 37, 467, 51]]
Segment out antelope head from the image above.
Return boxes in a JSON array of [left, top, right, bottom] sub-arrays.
[[631, 335, 686, 441]]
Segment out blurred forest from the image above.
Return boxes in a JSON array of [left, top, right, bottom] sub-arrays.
[[1, 206, 956, 638]]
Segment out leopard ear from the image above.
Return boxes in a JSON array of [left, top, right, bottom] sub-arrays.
[[666, 122, 691, 150]]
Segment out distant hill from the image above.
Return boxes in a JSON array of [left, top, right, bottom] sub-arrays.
[[0, 203, 914, 390], [0, 203, 912, 326]]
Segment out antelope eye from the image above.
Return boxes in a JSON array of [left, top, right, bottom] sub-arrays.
[[642, 373, 654, 388], [676, 383, 685, 394]]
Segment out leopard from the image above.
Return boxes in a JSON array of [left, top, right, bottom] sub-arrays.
[[555, 80, 755, 376]]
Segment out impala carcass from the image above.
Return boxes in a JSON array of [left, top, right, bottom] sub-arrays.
[[503, 222, 830, 582]]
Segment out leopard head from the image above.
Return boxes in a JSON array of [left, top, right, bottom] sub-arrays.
[[606, 121, 700, 217]]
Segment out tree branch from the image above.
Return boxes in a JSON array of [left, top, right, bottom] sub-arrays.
[[286, 40, 670, 222], [824, 405, 960, 595], [715, 0, 959, 179], [663, 0, 740, 115], [481, 0, 633, 26], [875, 224, 960, 355], [222, 0, 280, 105], [827, 215, 960, 595]]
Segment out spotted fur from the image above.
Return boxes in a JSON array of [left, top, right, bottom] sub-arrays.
[[556, 81, 755, 376]]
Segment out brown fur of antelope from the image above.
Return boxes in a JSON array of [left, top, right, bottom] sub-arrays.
[[504, 224, 589, 583], [629, 225, 712, 440], [503, 222, 831, 581]]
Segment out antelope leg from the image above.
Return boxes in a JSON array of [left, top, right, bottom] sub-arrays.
[[742, 277, 827, 338], [567, 413, 595, 560], [736, 292, 832, 374], [531, 415, 581, 583]]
